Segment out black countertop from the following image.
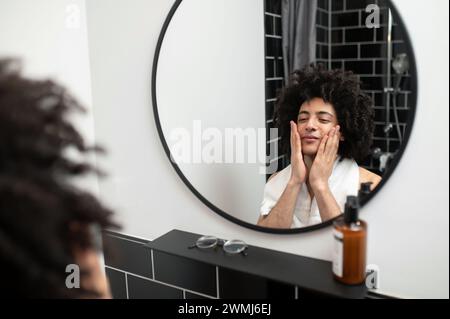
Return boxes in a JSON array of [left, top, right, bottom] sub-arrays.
[[146, 229, 367, 299]]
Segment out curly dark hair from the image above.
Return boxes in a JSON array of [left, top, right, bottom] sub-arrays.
[[0, 59, 119, 298], [274, 63, 375, 163]]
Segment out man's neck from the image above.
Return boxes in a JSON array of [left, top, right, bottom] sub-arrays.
[[303, 155, 315, 198], [304, 155, 314, 171]]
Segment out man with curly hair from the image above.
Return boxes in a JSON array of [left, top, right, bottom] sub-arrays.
[[258, 64, 381, 229], [0, 59, 118, 298]]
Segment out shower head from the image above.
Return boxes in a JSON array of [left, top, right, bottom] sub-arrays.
[[392, 53, 409, 75], [384, 123, 393, 134], [391, 54, 408, 143], [392, 53, 409, 94]]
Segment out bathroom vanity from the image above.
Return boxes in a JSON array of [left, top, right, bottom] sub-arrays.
[[103, 230, 370, 299]]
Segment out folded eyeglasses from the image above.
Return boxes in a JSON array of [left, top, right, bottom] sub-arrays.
[[188, 235, 248, 256]]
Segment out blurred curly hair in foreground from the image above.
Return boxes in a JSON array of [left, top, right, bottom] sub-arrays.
[[0, 58, 119, 298]]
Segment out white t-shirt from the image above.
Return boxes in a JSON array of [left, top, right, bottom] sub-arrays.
[[259, 157, 359, 228]]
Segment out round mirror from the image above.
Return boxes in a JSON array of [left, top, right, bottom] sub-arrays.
[[152, 0, 417, 233]]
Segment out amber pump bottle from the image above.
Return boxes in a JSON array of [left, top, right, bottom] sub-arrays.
[[332, 195, 367, 285]]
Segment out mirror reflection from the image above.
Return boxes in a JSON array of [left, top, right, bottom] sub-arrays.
[[154, 0, 416, 230], [257, 65, 381, 228]]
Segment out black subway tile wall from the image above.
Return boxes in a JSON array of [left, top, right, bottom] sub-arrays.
[[332, 11, 360, 27], [153, 251, 217, 297], [103, 232, 153, 278], [316, 0, 330, 67], [316, 0, 412, 175], [104, 231, 197, 299], [219, 268, 295, 299], [264, 0, 287, 180], [103, 231, 340, 299], [263, 0, 413, 175], [185, 291, 210, 299], [331, 0, 344, 11], [127, 274, 183, 299], [105, 267, 127, 299]]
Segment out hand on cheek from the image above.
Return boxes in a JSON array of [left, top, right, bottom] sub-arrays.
[[289, 121, 308, 185], [309, 125, 340, 190]]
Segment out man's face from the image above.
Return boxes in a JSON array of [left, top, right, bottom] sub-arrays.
[[297, 97, 340, 156]]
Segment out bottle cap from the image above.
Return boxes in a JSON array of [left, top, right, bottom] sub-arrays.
[[360, 182, 372, 195], [344, 195, 359, 224]]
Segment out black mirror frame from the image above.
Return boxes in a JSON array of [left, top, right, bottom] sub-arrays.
[[151, 0, 418, 234]]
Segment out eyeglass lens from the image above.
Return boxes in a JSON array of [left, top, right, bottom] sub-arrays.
[[195, 235, 218, 249], [223, 239, 247, 254]]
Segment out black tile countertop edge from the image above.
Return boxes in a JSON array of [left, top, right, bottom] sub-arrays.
[[145, 229, 367, 299], [104, 230, 150, 244]]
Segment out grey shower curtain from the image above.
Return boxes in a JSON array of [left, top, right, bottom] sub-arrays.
[[282, 0, 318, 85]]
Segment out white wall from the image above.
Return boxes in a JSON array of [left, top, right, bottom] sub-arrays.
[[156, 0, 266, 224], [85, 0, 447, 299], [0, 0, 98, 194]]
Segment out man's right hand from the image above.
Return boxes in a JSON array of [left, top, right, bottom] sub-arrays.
[[289, 121, 307, 185]]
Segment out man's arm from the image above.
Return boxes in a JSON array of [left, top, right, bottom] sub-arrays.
[[257, 121, 307, 229], [311, 184, 341, 221], [308, 126, 342, 222], [257, 181, 302, 229]]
